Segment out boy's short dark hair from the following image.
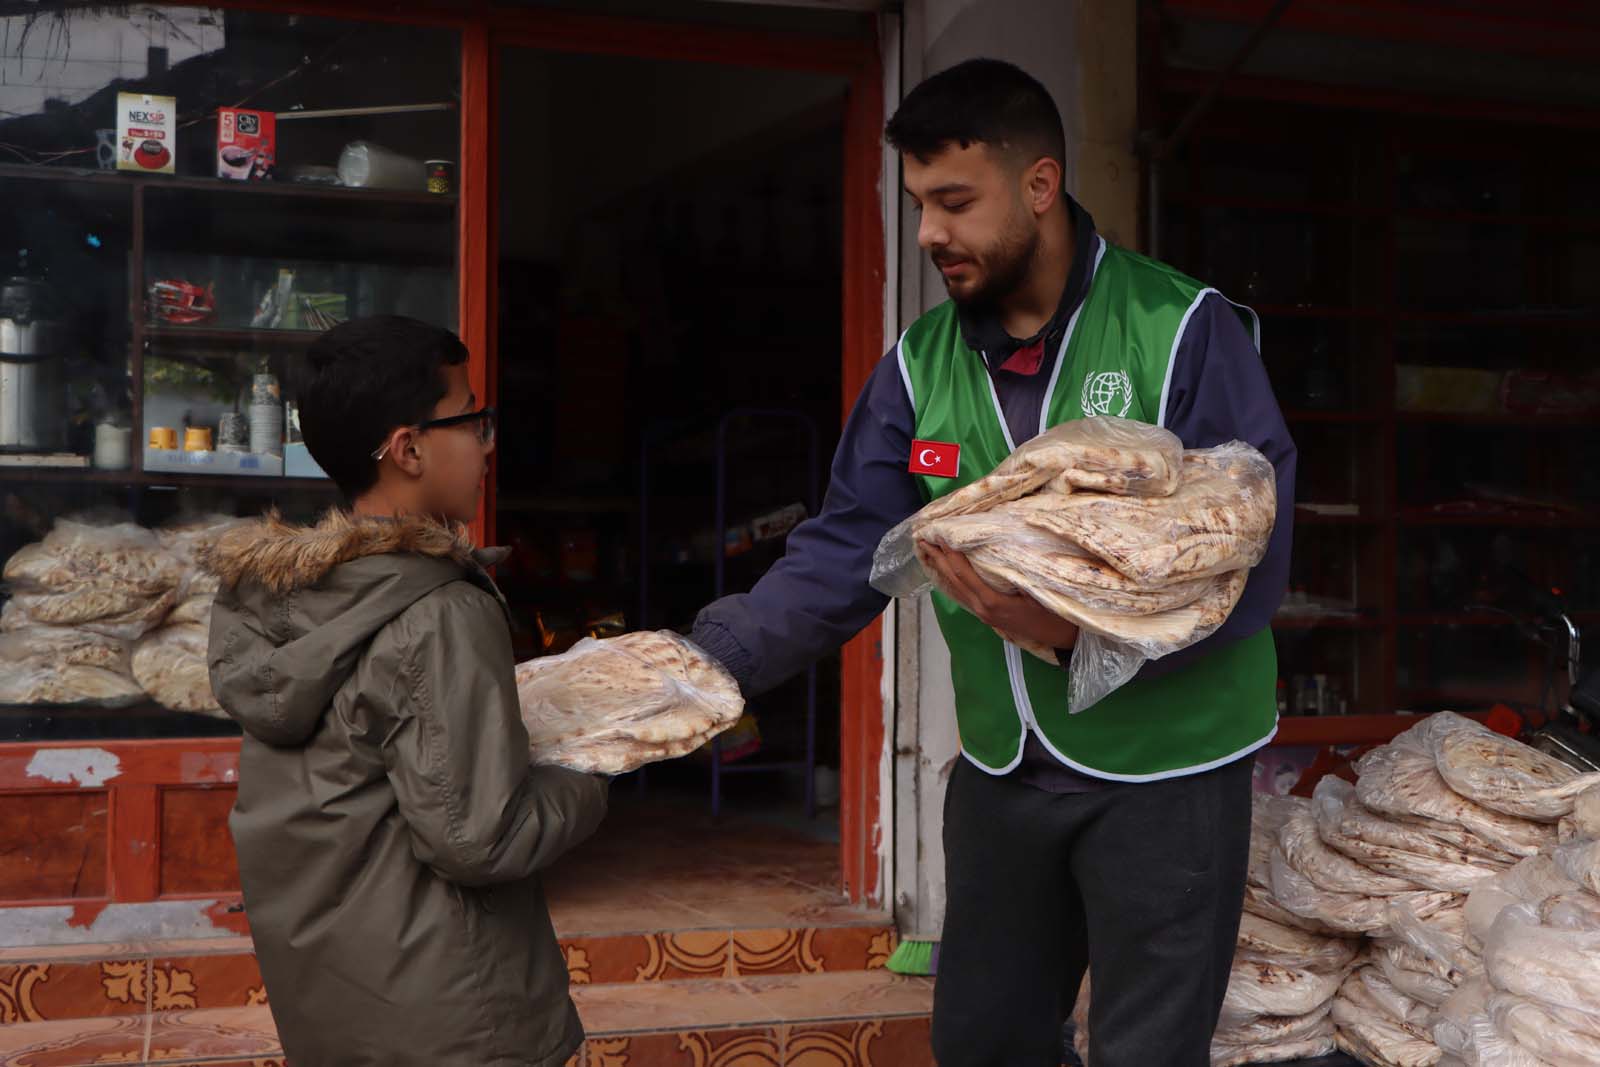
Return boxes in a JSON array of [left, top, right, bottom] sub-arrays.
[[296, 315, 468, 498], [885, 58, 1065, 171]]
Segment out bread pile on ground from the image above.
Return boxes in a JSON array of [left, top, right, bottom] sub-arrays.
[[0, 515, 237, 715], [514, 630, 744, 775], [1072, 713, 1600, 1066], [869, 415, 1276, 711]]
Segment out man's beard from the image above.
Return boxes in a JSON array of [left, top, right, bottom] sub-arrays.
[[939, 214, 1040, 309]]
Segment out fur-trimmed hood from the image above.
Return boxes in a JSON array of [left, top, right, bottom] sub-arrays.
[[205, 510, 508, 747], [205, 509, 484, 594]]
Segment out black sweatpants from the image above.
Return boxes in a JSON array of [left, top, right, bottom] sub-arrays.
[[930, 754, 1255, 1067]]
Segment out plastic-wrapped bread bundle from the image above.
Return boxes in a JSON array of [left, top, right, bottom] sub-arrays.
[[516, 630, 744, 775], [159, 515, 243, 617], [1270, 847, 1455, 936], [0, 628, 141, 707], [1549, 838, 1600, 897], [1332, 970, 1444, 1067], [1425, 711, 1600, 823], [1482, 904, 1600, 1017], [1538, 890, 1600, 931], [1360, 967, 1437, 1040], [1464, 1013, 1560, 1067], [5, 519, 183, 596], [1247, 796, 1345, 936], [1487, 993, 1600, 1067], [1386, 898, 1482, 981], [1235, 912, 1362, 973], [1280, 804, 1422, 896], [1, 519, 182, 641], [132, 623, 221, 715], [1373, 940, 1461, 1009], [1219, 959, 1350, 1030], [1315, 777, 1513, 892], [869, 419, 1274, 711], [1212, 1011, 1336, 1067], [1355, 735, 1555, 860], [1465, 855, 1584, 944], [870, 417, 1185, 598], [1431, 974, 1493, 1059], [1557, 785, 1600, 843]]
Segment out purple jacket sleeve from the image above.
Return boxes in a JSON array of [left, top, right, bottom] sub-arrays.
[[1135, 292, 1296, 681], [691, 351, 923, 697]]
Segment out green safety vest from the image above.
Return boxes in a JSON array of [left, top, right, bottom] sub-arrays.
[[898, 237, 1279, 780]]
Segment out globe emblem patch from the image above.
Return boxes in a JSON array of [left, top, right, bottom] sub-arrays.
[[1081, 370, 1134, 417]]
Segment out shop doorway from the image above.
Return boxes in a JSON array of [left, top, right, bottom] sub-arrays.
[[491, 31, 882, 916]]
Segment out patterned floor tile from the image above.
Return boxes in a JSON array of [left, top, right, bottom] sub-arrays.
[[781, 1017, 934, 1067], [148, 955, 266, 1011], [143, 1007, 280, 1063], [587, 1027, 781, 1067], [0, 1015, 146, 1067]]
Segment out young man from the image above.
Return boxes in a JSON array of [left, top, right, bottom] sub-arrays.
[[206, 316, 608, 1067], [690, 60, 1295, 1065]]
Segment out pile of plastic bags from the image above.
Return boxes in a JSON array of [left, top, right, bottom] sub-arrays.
[[869, 416, 1276, 711], [0, 515, 238, 714]]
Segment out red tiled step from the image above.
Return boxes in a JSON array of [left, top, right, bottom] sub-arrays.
[[572, 970, 936, 1066], [0, 923, 899, 1027], [0, 971, 934, 1067]]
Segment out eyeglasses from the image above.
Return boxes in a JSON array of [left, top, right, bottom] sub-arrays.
[[372, 406, 497, 461]]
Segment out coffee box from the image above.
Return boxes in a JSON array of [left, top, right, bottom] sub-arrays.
[[116, 92, 176, 174], [217, 107, 276, 181]]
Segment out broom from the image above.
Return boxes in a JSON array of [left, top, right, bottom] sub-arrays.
[[884, 936, 939, 976]]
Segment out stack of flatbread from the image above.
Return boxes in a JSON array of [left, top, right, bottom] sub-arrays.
[[2, 520, 182, 641], [869, 416, 1275, 711], [515, 630, 744, 775], [0, 516, 236, 713]]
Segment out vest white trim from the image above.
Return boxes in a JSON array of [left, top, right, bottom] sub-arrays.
[[894, 328, 915, 409], [1026, 714, 1280, 783], [1039, 236, 1108, 434], [1156, 286, 1218, 431]]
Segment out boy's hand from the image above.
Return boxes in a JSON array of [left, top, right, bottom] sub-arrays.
[[917, 543, 1080, 653]]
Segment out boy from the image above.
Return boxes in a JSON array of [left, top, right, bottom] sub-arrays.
[[206, 315, 608, 1067]]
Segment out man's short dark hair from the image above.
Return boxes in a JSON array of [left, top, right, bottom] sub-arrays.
[[885, 58, 1065, 170], [295, 315, 468, 498]]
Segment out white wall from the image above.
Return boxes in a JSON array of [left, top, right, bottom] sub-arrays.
[[888, 0, 1138, 942]]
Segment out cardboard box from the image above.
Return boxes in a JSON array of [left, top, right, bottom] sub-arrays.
[[116, 92, 175, 173], [217, 107, 276, 181]]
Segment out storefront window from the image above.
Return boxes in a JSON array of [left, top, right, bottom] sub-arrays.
[[0, 6, 459, 739], [1159, 100, 1600, 724]]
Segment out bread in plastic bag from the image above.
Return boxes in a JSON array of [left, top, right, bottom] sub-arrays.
[[516, 630, 744, 775], [32, 519, 183, 595], [1315, 777, 1510, 892], [1355, 734, 1555, 859], [0, 660, 144, 707], [1387, 898, 1482, 980], [1549, 838, 1600, 898], [1426, 711, 1600, 824], [1373, 939, 1462, 1008], [1220, 957, 1349, 1029], [0, 626, 130, 674], [1360, 966, 1438, 1039], [1333, 970, 1444, 1066], [1209, 1017, 1337, 1067], [1271, 847, 1455, 936], [1488, 992, 1600, 1067], [870, 417, 1185, 596], [1236, 911, 1362, 974], [132, 623, 219, 715], [1483, 904, 1600, 1016], [1466, 1012, 1560, 1067], [1282, 803, 1423, 896], [159, 514, 244, 599], [1558, 785, 1600, 844], [1432, 975, 1492, 1057], [1465, 855, 1582, 944], [1537, 890, 1600, 932]]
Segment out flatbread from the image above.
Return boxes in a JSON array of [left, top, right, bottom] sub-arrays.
[[1355, 743, 1555, 859], [132, 624, 220, 714], [1430, 712, 1600, 822], [517, 630, 744, 775]]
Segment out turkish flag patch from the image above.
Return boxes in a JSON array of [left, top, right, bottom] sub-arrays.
[[909, 439, 961, 478]]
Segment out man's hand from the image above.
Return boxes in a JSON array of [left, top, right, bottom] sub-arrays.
[[918, 543, 1080, 655]]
